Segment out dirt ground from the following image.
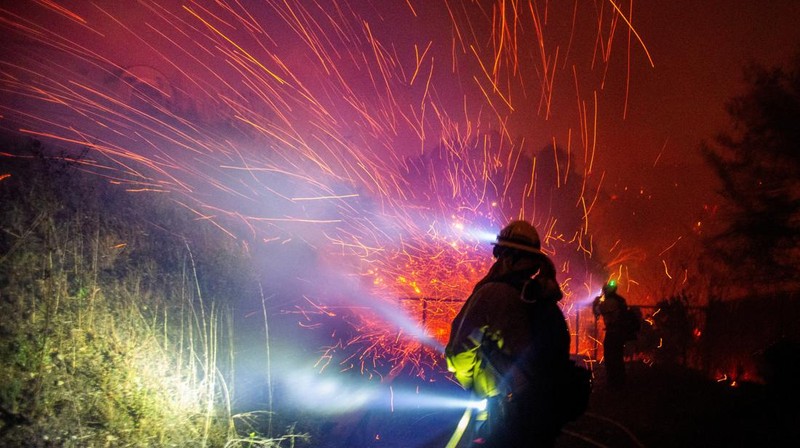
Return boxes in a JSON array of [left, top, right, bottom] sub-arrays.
[[557, 363, 794, 447]]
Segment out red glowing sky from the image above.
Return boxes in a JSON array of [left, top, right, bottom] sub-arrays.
[[591, 0, 800, 297], [604, 0, 800, 180]]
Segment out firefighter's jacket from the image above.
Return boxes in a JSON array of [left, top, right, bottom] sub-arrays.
[[445, 255, 570, 399]]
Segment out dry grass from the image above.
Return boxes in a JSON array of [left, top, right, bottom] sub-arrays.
[[0, 142, 303, 446]]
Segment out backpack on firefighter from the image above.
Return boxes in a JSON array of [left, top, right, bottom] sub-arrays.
[[473, 335, 591, 428], [620, 306, 642, 341]]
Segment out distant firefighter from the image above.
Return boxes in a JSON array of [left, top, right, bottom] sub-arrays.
[[593, 280, 636, 388], [446, 220, 572, 447]]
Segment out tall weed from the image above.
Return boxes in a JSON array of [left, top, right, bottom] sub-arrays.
[[0, 140, 291, 446]]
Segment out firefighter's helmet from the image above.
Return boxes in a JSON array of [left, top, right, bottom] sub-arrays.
[[602, 279, 618, 294], [493, 220, 542, 255]]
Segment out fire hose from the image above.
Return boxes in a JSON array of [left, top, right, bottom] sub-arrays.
[[444, 406, 473, 448]]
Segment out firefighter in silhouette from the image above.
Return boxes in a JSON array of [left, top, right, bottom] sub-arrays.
[[593, 280, 629, 387], [446, 220, 571, 447]]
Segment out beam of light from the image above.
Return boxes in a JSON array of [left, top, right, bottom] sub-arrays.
[[279, 368, 483, 415], [390, 388, 486, 411], [451, 221, 498, 243], [281, 370, 379, 414], [576, 293, 600, 308]]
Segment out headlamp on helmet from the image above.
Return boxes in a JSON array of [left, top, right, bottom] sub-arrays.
[[602, 279, 618, 295], [493, 220, 542, 255]]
